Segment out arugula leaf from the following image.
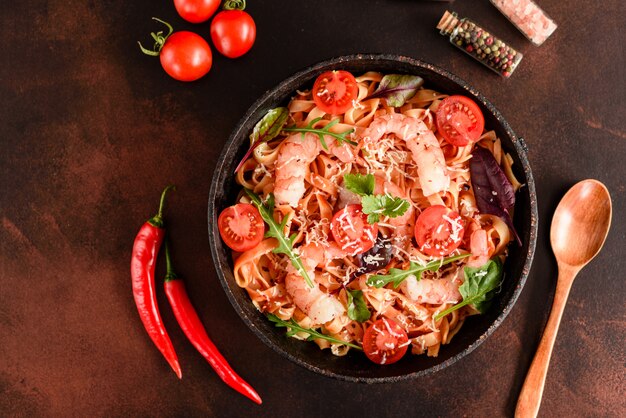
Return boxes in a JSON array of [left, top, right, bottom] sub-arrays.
[[365, 74, 424, 107], [245, 189, 314, 288], [267, 314, 362, 350], [346, 289, 371, 322], [343, 173, 375, 196], [283, 117, 357, 149], [234, 107, 289, 173], [434, 258, 504, 320], [361, 194, 410, 224], [366, 253, 470, 289]]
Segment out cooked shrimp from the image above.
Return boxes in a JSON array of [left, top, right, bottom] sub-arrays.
[[274, 133, 354, 207], [299, 241, 348, 269], [400, 274, 462, 305], [285, 272, 346, 324], [467, 228, 490, 267], [361, 114, 450, 196], [273, 133, 321, 207]]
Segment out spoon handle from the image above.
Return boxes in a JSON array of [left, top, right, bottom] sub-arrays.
[[515, 266, 576, 418]]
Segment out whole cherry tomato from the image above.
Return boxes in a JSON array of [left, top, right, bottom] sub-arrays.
[[174, 0, 220, 24], [210, 1, 256, 58], [139, 18, 212, 82]]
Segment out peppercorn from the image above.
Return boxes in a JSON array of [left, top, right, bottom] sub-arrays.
[[436, 10, 523, 78]]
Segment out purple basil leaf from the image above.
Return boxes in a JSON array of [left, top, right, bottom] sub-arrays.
[[470, 146, 522, 246], [234, 107, 289, 173], [365, 74, 424, 107]]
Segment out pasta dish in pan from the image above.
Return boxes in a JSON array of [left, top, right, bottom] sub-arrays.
[[217, 70, 521, 365]]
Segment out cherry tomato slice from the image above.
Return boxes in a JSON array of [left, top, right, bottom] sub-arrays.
[[436, 95, 485, 146], [312, 71, 358, 115], [414, 205, 465, 257], [218, 203, 264, 252], [330, 204, 378, 255], [363, 318, 409, 365], [174, 0, 220, 24], [159, 31, 212, 82]]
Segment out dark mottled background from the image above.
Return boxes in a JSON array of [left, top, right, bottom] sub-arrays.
[[1, 0, 624, 416]]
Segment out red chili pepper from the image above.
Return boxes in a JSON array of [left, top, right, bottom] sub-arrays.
[[130, 185, 182, 379], [163, 242, 262, 405]]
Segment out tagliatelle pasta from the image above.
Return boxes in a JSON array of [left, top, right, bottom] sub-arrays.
[[227, 72, 521, 362]]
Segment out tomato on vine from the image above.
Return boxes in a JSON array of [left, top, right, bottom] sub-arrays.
[[210, 0, 256, 58], [174, 0, 220, 24], [138, 18, 212, 82]]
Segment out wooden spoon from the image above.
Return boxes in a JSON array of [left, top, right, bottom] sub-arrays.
[[515, 179, 612, 418]]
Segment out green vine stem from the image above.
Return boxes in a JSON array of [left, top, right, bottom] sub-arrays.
[[223, 0, 246, 10], [138, 17, 174, 57]]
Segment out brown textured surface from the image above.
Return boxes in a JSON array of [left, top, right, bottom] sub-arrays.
[[0, 0, 624, 417]]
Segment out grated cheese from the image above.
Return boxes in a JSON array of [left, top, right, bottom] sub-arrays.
[[442, 213, 464, 243]]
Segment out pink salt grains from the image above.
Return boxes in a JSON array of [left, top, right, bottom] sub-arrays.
[[490, 0, 557, 45]]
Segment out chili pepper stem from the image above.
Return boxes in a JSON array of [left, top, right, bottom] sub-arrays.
[[164, 240, 179, 282], [148, 185, 176, 228]]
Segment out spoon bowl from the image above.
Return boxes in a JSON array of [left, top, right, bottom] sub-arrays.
[[550, 180, 613, 268], [516, 179, 612, 418]]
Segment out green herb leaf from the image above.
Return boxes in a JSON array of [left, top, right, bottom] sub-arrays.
[[346, 289, 371, 322], [250, 107, 289, 145], [361, 194, 410, 224], [434, 258, 504, 320], [460, 258, 504, 313], [267, 314, 362, 350], [343, 173, 375, 196], [245, 189, 314, 288], [342, 173, 409, 223], [283, 117, 357, 148], [234, 107, 289, 173], [367, 253, 470, 289], [365, 74, 425, 107]]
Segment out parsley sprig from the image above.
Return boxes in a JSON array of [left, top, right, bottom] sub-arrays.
[[343, 173, 410, 224], [267, 314, 362, 350], [343, 173, 375, 196], [283, 117, 357, 150], [366, 253, 470, 288], [361, 194, 410, 224], [245, 189, 314, 288]]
